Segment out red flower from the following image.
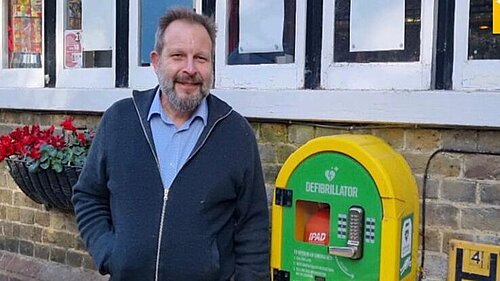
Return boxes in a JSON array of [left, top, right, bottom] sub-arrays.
[[28, 147, 42, 159], [31, 124, 41, 137], [60, 117, 77, 132], [45, 125, 55, 136], [50, 135, 66, 149], [77, 133, 87, 146], [0, 135, 13, 161], [9, 127, 23, 141], [13, 143, 26, 157], [0, 135, 12, 147], [0, 118, 94, 172]]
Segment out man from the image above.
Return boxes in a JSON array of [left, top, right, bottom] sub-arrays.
[[72, 8, 270, 281]]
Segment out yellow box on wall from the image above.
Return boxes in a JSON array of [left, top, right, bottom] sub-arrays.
[[271, 135, 420, 281], [448, 239, 500, 281]]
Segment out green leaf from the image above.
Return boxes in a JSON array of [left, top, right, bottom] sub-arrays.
[[72, 146, 84, 156], [40, 145, 52, 162], [41, 144, 58, 158], [51, 158, 63, 173], [40, 144, 51, 152], [49, 148, 57, 157], [52, 162, 63, 173], [74, 156, 85, 167], [57, 150, 66, 160], [40, 153, 49, 162], [40, 161, 50, 170]]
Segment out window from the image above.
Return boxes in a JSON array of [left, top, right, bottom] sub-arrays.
[[8, 0, 43, 68], [0, 0, 44, 87], [226, 0, 296, 65], [63, 0, 112, 69], [468, 0, 500, 60], [129, 0, 198, 90], [321, 0, 434, 90], [333, 0, 421, 63], [453, 0, 500, 89], [56, 0, 116, 88], [215, 0, 307, 89]]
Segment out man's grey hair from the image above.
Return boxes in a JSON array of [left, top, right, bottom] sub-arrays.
[[154, 7, 216, 55]]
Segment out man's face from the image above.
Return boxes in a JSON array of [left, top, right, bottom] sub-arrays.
[[151, 20, 213, 113]]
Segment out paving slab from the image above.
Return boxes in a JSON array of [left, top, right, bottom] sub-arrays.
[[0, 250, 108, 281]]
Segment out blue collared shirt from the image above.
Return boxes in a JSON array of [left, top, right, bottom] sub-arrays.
[[147, 89, 208, 189]]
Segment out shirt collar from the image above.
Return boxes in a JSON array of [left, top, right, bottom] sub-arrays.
[[147, 88, 208, 127]]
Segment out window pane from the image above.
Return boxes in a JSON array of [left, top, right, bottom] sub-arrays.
[[64, 0, 82, 68], [7, 0, 43, 68], [334, 0, 421, 63], [468, 0, 500, 60], [227, 0, 296, 65], [140, 0, 194, 66], [64, 0, 113, 68]]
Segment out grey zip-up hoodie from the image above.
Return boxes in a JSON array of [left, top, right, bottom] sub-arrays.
[[72, 87, 270, 281]]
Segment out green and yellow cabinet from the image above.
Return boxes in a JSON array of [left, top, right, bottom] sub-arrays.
[[271, 135, 419, 281]]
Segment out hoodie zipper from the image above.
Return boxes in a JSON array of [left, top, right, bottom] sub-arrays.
[[155, 189, 169, 281], [133, 95, 233, 281]]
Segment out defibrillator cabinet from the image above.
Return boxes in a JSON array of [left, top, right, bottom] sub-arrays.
[[271, 135, 419, 281]]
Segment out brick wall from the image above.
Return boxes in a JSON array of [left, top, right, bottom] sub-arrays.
[[1, 110, 500, 280]]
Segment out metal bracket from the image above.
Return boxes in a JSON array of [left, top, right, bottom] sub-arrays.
[[273, 268, 290, 281], [275, 187, 293, 207]]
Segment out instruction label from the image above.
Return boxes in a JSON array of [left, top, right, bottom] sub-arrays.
[[293, 249, 334, 279], [399, 214, 413, 279]]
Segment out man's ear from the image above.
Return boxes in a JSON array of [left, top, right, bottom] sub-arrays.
[[150, 51, 160, 74]]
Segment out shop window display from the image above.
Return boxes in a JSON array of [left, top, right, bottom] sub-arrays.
[[64, 0, 112, 68], [7, 0, 43, 68], [64, 0, 82, 68]]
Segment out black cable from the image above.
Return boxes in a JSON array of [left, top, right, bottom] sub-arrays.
[[419, 148, 500, 280]]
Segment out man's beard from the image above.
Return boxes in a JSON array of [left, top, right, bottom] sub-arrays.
[[158, 71, 211, 113]]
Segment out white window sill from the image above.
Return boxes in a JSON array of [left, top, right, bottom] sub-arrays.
[[0, 87, 499, 128]]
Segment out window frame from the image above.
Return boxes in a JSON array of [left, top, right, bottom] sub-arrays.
[[452, 0, 500, 90], [55, 0, 116, 88], [214, 0, 307, 89], [0, 0, 45, 88], [320, 0, 436, 90]]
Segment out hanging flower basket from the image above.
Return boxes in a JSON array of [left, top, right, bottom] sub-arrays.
[[6, 158, 81, 211], [0, 117, 94, 212]]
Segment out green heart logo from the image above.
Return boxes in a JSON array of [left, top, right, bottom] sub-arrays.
[[325, 167, 338, 182]]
